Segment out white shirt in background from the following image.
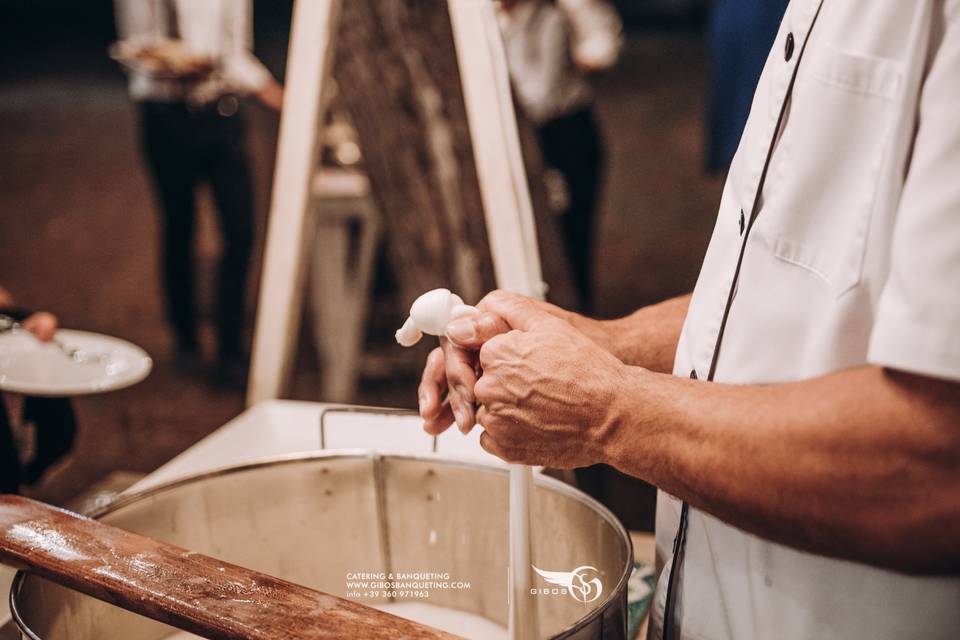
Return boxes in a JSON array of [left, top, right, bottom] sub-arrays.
[[114, 0, 272, 103], [497, 1, 595, 125], [653, 0, 960, 638]]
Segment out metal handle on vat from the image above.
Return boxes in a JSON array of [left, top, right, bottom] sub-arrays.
[[318, 404, 438, 453]]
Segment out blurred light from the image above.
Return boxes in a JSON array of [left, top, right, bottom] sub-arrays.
[[336, 141, 362, 166]]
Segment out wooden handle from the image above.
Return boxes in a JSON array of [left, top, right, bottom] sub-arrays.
[[0, 495, 457, 640]]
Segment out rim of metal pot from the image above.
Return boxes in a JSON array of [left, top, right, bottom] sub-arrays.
[[10, 450, 633, 640]]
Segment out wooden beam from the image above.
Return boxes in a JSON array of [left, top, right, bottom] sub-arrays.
[[448, 0, 545, 299], [333, 0, 497, 307], [448, 3, 543, 638], [0, 495, 455, 640], [247, 0, 340, 406]]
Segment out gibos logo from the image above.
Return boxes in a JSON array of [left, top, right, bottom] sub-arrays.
[[531, 565, 603, 603]]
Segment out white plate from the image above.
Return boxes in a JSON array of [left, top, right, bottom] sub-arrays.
[[0, 329, 152, 396]]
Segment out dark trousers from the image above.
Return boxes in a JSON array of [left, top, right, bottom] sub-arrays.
[[1, 396, 76, 493], [0, 398, 19, 493], [536, 107, 603, 314], [139, 100, 254, 358]]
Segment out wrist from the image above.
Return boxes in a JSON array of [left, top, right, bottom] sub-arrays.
[[607, 297, 689, 372], [599, 365, 664, 480], [597, 363, 643, 469], [566, 312, 621, 357]]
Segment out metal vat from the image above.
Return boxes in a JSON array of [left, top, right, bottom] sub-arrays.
[[11, 452, 631, 639]]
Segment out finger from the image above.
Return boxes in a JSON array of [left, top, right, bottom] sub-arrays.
[[444, 311, 512, 349], [476, 290, 558, 332], [473, 373, 509, 407], [478, 331, 519, 370], [476, 404, 490, 429], [420, 349, 456, 435], [423, 399, 456, 436], [479, 429, 510, 461], [442, 338, 476, 433], [442, 338, 477, 404], [22, 312, 59, 342], [475, 404, 509, 441], [479, 430, 528, 464], [476, 404, 523, 448], [418, 348, 447, 420]]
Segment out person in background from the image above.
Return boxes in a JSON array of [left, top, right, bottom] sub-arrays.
[[707, 0, 789, 172], [0, 287, 75, 494], [497, 0, 622, 314], [113, 0, 283, 385]]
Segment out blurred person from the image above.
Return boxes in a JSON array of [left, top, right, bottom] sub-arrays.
[[0, 287, 76, 494], [707, 0, 789, 172], [113, 0, 283, 384], [497, 0, 621, 314]]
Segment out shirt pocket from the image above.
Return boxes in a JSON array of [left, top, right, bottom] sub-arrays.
[[754, 44, 904, 296]]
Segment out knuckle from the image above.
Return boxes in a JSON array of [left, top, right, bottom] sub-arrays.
[[486, 289, 509, 303], [473, 374, 494, 403], [500, 446, 522, 464], [476, 312, 504, 339], [426, 347, 444, 368], [479, 335, 506, 364], [479, 431, 496, 453]]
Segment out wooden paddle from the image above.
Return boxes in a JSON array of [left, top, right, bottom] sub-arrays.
[[0, 495, 457, 640]]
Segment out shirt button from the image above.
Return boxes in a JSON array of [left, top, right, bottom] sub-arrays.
[[739, 210, 745, 236], [785, 33, 795, 61]]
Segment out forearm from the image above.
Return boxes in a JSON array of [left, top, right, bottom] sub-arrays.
[[591, 294, 690, 372], [604, 365, 960, 573]]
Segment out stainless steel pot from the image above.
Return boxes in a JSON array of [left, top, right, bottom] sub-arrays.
[[11, 452, 632, 639]]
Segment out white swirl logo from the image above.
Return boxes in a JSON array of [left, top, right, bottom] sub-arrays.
[[532, 565, 603, 603]]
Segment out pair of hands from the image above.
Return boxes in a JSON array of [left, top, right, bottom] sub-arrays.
[[417, 290, 627, 468]]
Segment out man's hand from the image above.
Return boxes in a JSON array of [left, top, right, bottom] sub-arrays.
[[418, 290, 691, 435], [470, 293, 628, 468], [418, 291, 614, 435], [419, 290, 627, 467]]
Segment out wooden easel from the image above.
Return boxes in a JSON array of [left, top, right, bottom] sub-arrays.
[[248, 3, 543, 635], [247, 0, 545, 407]]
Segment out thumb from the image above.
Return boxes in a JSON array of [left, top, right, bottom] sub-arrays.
[[444, 290, 557, 348], [444, 311, 511, 349], [476, 290, 556, 332]]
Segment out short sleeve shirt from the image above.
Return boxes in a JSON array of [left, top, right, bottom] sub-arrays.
[[652, 1, 960, 638]]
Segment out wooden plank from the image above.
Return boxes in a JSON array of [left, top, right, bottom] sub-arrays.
[[333, 0, 497, 307], [448, 3, 543, 638], [247, 0, 340, 406], [0, 495, 455, 640], [448, 0, 545, 299]]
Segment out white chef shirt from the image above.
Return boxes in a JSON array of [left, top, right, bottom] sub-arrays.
[[113, 0, 272, 103], [652, 1, 960, 638]]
